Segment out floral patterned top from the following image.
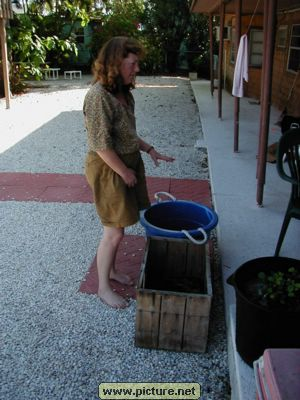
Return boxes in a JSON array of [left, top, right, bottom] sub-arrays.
[[83, 82, 139, 154]]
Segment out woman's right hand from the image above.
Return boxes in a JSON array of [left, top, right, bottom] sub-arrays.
[[96, 149, 137, 187], [121, 168, 137, 187]]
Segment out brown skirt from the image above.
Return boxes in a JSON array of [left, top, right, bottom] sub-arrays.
[[85, 151, 150, 228]]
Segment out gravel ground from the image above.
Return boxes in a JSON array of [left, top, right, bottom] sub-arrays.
[[0, 76, 230, 400]]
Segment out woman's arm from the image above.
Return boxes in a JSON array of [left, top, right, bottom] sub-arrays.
[[96, 149, 137, 187], [138, 137, 175, 166]]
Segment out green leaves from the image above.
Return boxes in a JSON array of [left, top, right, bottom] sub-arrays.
[[257, 267, 300, 310], [7, 0, 210, 91], [7, 0, 90, 93]]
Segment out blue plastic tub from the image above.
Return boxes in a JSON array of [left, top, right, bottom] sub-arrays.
[[140, 192, 218, 244]]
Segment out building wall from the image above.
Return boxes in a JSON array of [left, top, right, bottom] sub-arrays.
[[224, 14, 263, 99], [223, 10, 300, 117], [272, 9, 300, 116], [63, 21, 93, 67]]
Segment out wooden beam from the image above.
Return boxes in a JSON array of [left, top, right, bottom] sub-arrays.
[[233, 0, 242, 152], [218, 2, 225, 119], [209, 13, 214, 96], [256, 0, 277, 206], [0, 17, 10, 109]]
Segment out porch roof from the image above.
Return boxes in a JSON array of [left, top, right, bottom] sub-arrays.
[[190, 0, 300, 205], [190, 0, 300, 15]]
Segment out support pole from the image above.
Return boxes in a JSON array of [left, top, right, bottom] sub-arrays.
[[209, 13, 214, 97], [256, 0, 277, 205], [233, 0, 242, 152], [0, 17, 10, 109], [218, 2, 225, 119], [256, 0, 269, 181]]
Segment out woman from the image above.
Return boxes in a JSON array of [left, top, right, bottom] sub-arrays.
[[83, 37, 174, 309]]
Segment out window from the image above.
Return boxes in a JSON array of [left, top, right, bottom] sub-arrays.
[[277, 25, 288, 48], [75, 27, 85, 44], [287, 24, 300, 72], [249, 29, 263, 67], [230, 27, 236, 64]]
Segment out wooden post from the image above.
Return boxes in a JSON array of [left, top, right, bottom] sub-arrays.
[[209, 13, 214, 97], [218, 2, 225, 119], [0, 17, 10, 109], [256, 0, 269, 181], [256, 0, 277, 206], [233, 0, 242, 152]]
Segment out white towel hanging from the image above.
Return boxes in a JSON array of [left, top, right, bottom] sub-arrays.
[[232, 34, 248, 98]]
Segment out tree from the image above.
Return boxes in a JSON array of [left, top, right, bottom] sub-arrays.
[[5, 0, 210, 93], [89, 0, 144, 60], [141, 0, 209, 74], [7, 0, 90, 92]]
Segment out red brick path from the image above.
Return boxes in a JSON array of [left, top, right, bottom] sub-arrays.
[[0, 172, 212, 299], [0, 172, 211, 205]]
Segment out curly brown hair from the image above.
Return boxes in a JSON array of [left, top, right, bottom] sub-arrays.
[[92, 36, 145, 93]]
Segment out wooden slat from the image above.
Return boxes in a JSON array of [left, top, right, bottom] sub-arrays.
[[158, 294, 186, 351], [186, 243, 205, 277], [144, 238, 168, 290], [138, 239, 150, 289], [165, 240, 187, 278], [205, 249, 213, 297], [135, 237, 213, 353], [135, 291, 161, 349], [0, 0, 13, 19], [182, 296, 212, 352]]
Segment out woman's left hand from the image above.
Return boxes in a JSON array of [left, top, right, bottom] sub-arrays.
[[148, 148, 175, 167]]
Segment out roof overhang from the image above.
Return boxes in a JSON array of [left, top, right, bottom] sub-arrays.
[[190, 0, 300, 15], [190, 0, 222, 15]]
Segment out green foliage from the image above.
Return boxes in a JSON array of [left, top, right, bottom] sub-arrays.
[[89, 0, 144, 60], [139, 38, 164, 74], [6, 0, 210, 91], [257, 267, 300, 310], [7, 0, 89, 93], [141, 0, 209, 74]]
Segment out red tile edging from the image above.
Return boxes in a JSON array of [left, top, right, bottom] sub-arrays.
[[0, 172, 211, 205], [0, 172, 212, 299]]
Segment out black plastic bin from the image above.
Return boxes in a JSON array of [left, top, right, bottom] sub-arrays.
[[227, 256, 300, 366]]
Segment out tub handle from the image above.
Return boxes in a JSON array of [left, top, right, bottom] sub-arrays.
[[154, 192, 176, 203], [181, 228, 207, 245]]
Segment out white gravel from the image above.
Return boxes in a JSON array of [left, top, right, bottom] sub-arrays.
[[0, 76, 229, 400]]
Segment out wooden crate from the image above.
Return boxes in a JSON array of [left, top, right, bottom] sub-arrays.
[[135, 236, 212, 353]]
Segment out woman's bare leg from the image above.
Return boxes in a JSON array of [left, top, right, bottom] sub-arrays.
[[97, 226, 130, 308]]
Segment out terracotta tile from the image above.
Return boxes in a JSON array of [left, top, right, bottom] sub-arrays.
[[0, 172, 93, 203], [46, 173, 88, 187], [170, 178, 211, 206], [146, 176, 171, 202], [0, 173, 211, 207], [79, 235, 146, 299], [39, 186, 93, 203], [0, 185, 45, 201]]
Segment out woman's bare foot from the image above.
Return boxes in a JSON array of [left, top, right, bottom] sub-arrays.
[[98, 287, 129, 309], [110, 269, 134, 286]]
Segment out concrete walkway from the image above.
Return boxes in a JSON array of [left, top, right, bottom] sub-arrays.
[[191, 80, 300, 400]]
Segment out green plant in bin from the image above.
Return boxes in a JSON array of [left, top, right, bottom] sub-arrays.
[[257, 267, 300, 311]]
